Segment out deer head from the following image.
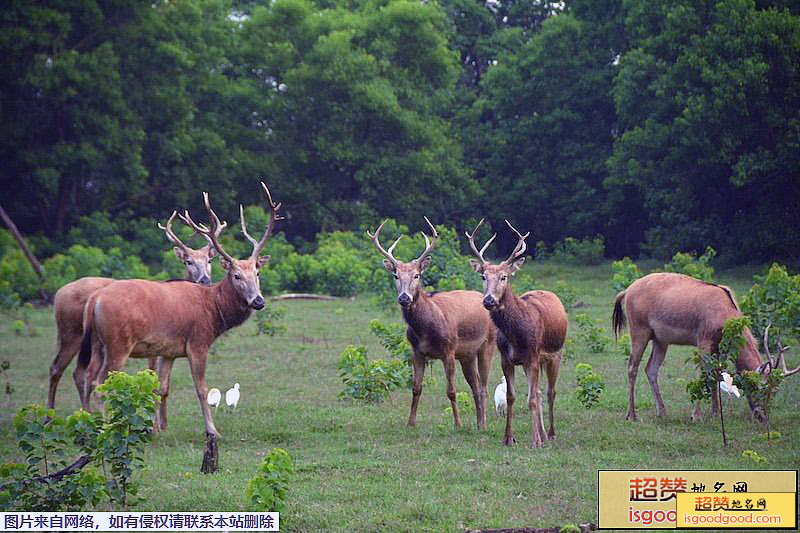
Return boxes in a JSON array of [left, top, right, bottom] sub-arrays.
[[159, 210, 227, 285], [180, 182, 283, 310], [466, 219, 529, 310], [368, 217, 438, 307]]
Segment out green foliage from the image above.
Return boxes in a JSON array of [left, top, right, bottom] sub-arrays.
[[369, 319, 412, 367], [337, 345, 409, 403], [254, 302, 288, 336], [574, 363, 604, 409], [575, 313, 609, 353], [741, 263, 800, 343], [0, 371, 157, 511], [1, 360, 12, 401], [611, 257, 642, 293], [246, 448, 294, 514], [550, 280, 579, 310], [0, 250, 40, 302], [615, 333, 632, 360], [664, 247, 716, 282], [550, 236, 605, 265], [741, 449, 767, 464], [444, 391, 474, 417]]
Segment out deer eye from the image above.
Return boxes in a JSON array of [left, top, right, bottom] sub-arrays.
[[413, 274, 420, 279], [501, 275, 507, 281], [234, 273, 242, 280], [480, 275, 486, 281], [394, 274, 399, 279]]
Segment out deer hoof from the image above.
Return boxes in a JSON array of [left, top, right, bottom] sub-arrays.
[[502, 435, 516, 446]]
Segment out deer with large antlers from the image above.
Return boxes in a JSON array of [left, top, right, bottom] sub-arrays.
[[78, 183, 282, 440], [467, 219, 567, 448], [368, 218, 495, 429], [612, 272, 785, 423], [47, 212, 224, 417]]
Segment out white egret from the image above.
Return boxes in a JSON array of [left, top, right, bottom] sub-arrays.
[[226, 383, 240, 409], [494, 376, 507, 415], [719, 372, 741, 398], [207, 388, 221, 412]]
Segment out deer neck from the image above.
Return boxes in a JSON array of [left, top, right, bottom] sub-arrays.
[[211, 276, 253, 336], [402, 291, 441, 337], [489, 285, 526, 337]]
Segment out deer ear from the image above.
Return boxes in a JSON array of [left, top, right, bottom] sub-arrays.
[[207, 247, 217, 259], [418, 256, 432, 272], [173, 247, 187, 261], [256, 255, 270, 268], [219, 256, 233, 271], [469, 259, 483, 273], [383, 259, 396, 273], [510, 256, 525, 274]]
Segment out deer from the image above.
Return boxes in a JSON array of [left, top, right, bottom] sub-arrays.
[[467, 219, 567, 448], [368, 217, 495, 430], [47, 211, 224, 417], [77, 182, 282, 439], [611, 272, 796, 423]]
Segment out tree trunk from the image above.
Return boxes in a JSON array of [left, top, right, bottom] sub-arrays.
[[0, 202, 45, 280]]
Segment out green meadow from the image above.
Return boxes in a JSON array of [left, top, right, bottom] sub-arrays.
[[1, 261, 798, 531]]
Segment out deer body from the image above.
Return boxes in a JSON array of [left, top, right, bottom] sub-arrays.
[[78, 183, 281, 439], [369, 218, 495, 429], [47, 213, 219, 425], [612, 272, 763, 421], [467, 219, 567, 448]]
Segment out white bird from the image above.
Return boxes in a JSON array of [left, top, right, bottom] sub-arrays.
[[225, 383, 240, 409], [494, 376, 507, 415], [207, 388, 221, 411], [719, 372, 741, 398]]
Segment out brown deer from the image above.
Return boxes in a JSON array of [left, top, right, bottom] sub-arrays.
[[612, 272, 780, 422], [47, 211, 224, 415], [368, 218, 495, 429], [467, 219, 567, 448], [78, 183, 282, 439]]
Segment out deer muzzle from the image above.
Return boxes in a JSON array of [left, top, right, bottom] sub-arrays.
[[250, 295, 265, 310], [398, 292, 412, 307], [483, 294, 497, 309]]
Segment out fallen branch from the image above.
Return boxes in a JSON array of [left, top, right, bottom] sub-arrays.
[[33, 455, 92, 483], [271, 293, 340, 301]]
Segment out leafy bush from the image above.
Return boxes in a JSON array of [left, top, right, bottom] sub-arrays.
[[254, 302, 287, 336], [0, 370, 159, 510], [551, 235, 605, 265], [611, 257, 642, 293], [443, 390, 473, 417], [337, 345, 409, 403], [574, 363, 604, 408], [0, 249, 40, 302], [741, 263, 800, 344], [575, 313, 609, 353], [551, 280, 579, 309], [614, 333, 632, 359], [369, 319, 412, 367], [246, 448, 293, 514], [664, 246, 716, 281], [314, 240, 371, 296]]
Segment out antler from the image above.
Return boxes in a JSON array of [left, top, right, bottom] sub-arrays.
[[179, 192, 236, 265], [763, 324, 799, 377], [367, 219, 403, 266], [465, 218, 496, 265], [414, 216, 439, 265], [158, 211, 191, 252], [502, 219, 530, 265], [241, 181, 284, 260]]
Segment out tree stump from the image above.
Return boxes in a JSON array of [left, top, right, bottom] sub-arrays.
[[201, 432, 219, 474]]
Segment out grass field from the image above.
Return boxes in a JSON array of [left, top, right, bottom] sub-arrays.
[[1, 261, 798, 531]]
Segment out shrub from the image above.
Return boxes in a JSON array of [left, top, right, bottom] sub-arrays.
[[575, 363, 604, 408], [664, 246, 716, 281], [575, 313, 609, 353], [443, 391, 473, 417], [337, 345, 409, 403], [0, 250, 40, 302], [611, 257, 642, 293], [551, 280, 579, 309], [369, 319, 412, 367], [551, 236, 605, 265], [741, 263, 800, 343], [246, 448, 293, 514]]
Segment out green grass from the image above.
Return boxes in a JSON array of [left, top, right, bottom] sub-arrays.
[[1, 261, 798, 531]]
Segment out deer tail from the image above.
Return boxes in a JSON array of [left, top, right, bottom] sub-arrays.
[[612, 290, 627, 340], [78, 295, 97, 369]]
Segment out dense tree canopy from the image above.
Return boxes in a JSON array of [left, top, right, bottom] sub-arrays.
[[1, 0, 799, 263]]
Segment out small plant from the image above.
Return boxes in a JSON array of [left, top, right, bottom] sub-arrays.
[[1, 360, 12, 404], [614, 333, 631, 359], [575, 363, 604, 409], [741, 449, 767, 464], [12, 320, 25, 336], [246, 448, 293, 514], [664, 246, 716, 281], [575, 313, 609, 353], [254, 302, 288, 336], [443, 391, 473, 417], [560, 525, 581, 533], [611, 257, 642, 293], [337, 345, 409, 403], [369, 319, 412, 366], [551, 280, 579, 309], [759, 431, 780, 440]]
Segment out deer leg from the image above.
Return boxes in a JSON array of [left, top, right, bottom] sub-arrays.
[[407, 354, 426, 427], [80, 341, 105, 412], [443, 353, 462, 429], [501, 359, 516, 446], [543, 353, 560, 440], [526, 356, 543, 448], [153, 357, 175, 433], [645, 340, 668, 417], [459, 356, 483, 430], [49, 330, 81, 409], [477, 342, 493, 430], [692, 341, 714, 421], [186, 348, 220, 438], [626, 332, 650, 421]]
